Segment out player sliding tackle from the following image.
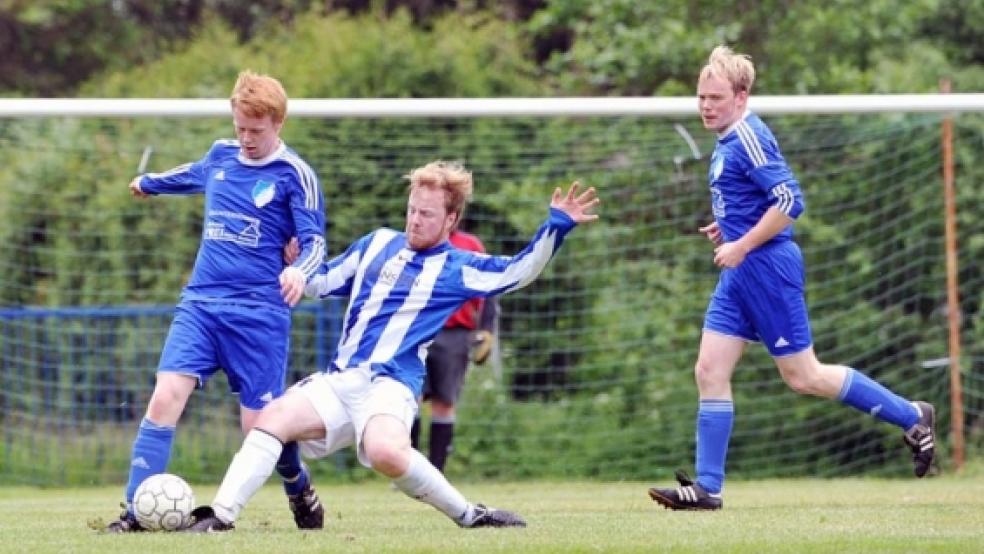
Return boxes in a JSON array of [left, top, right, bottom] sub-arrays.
[[185, 161, 600, 532]]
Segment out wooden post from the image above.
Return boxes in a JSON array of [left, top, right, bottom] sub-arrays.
[[940, 79, 965, 471]]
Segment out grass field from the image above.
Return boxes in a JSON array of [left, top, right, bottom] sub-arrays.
[[2, 472, 983, 554]]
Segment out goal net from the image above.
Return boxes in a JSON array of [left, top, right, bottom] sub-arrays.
[[0, 99, 981, 485]]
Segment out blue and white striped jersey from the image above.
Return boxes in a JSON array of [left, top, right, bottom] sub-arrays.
[[708, 111, 805, 244], [140, 139, 325, 307], [306, 207, 577, 397]]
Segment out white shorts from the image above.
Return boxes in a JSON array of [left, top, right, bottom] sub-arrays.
[[292, 370, 418, 468]]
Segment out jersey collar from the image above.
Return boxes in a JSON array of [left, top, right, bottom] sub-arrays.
[[717, 109, 753, 139], [237, 141, 286, 166]]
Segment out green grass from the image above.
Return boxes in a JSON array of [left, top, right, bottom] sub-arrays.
[[2, 474, 983, 553]]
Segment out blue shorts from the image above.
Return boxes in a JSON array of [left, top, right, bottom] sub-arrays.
[[703, 240, 812, 357], [158, 300, 291, 409]]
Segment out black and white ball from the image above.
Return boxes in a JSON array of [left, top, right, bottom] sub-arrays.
[[132, 473, 195, 531]]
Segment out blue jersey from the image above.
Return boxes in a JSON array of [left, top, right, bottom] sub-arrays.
[[140, 140, 326, 307], [703, 112, 813, 356], [306, 207, 577, 397], [708, 111, 804, 244]]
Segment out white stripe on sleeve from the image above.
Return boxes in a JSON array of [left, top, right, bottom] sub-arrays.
[[461, 228, 559, 294], [736, 121, 767, 167]]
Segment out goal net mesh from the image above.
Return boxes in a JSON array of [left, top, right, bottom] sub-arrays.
[[0, 110, 980, 485]]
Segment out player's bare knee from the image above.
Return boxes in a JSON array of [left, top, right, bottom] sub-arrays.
[[145, 384, 191, 424], [253, 398, 297, 437], [777, 354, 829, 396], [694, 361, 725, 391], [364, 439, 406, 476], [780, 369, 820, 396]]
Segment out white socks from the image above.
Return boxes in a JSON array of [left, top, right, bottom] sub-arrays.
[[393, 449, 475, 525], [212, 429, 283, 524], [212, 436, 477, 526]]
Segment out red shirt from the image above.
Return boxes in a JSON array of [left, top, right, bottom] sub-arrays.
[[444, 230, 485, 330]]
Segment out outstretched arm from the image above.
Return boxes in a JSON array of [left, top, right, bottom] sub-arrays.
[[458, 181, 601, 298], [132, 160, 207, 197]]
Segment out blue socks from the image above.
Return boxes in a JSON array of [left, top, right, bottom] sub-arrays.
[[691, 369, 917, 496], [276, 441, 309, 496], [124, 418, 175, 507], [838, 368, 919, 429], [695, 399, 733, 494]]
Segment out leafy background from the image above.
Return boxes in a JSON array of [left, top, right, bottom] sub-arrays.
[[0, 0, 980, 484]]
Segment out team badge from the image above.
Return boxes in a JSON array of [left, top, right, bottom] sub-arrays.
[[252, 180, 276, 208], [710, 151, 725, 182]]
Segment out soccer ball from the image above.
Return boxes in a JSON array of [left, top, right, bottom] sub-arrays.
[[132, 473, 195, 531]]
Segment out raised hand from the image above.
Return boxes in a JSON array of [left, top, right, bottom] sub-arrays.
[[550, 181, 600, 224]]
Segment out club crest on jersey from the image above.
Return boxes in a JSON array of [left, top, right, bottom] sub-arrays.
[[709, 151, 725, 182], [252, 180, 276, 208]]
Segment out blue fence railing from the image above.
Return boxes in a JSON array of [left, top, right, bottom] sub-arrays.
[[0, 300, 344, 422]]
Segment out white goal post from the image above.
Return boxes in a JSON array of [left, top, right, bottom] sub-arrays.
[[1, 93, 984, 118]]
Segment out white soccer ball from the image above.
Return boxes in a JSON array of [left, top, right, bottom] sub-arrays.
[[132, 473, 195, 531]]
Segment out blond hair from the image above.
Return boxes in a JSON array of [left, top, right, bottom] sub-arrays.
[[229, 70, 288, 122], [699, 45, 755, 95], [406, 161, 473, 221]]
